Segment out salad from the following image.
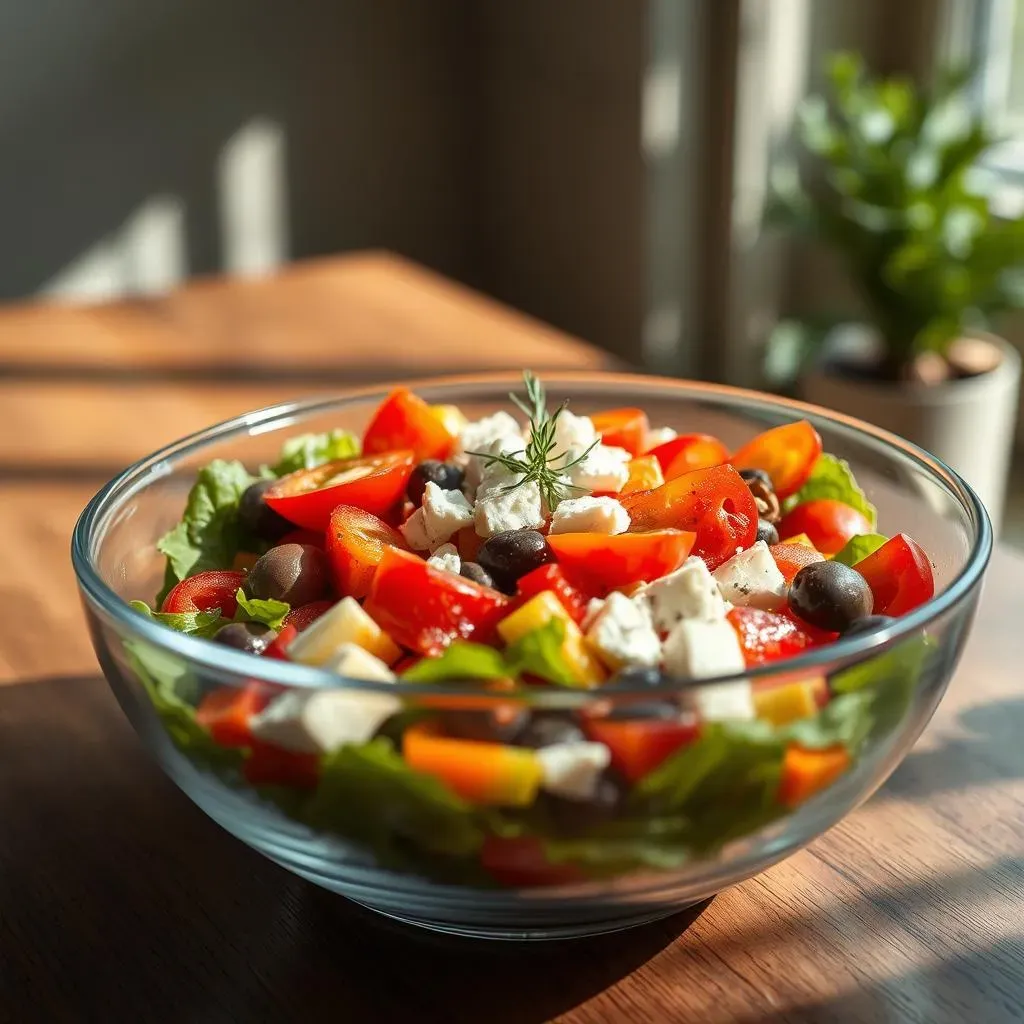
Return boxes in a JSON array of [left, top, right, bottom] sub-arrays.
[[129, 373, 936, 886]]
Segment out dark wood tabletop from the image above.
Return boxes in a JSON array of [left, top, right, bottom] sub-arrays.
[[2, 254, 1023, 1023]]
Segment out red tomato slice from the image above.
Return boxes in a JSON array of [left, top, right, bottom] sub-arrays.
[[196, 682, 274, 747], [731, 421, 823, 499], [590, 408, 650, 457], [325, 505, 408, 599], [727, 606, 815, 666], [769, 541, 825, 584], [853, 533, 935, 616], [621, 455, 665, 495], [515, 563, 594, 624], [649, 433, 729, 480], [583, 716, 700, 782], [777, 499, 873, 556], [480, 836, 584, 888], [283, 600, 334, 633], [262, 623, 298, 659], [546, 530, 695, 595], [263, 450, 415, 530], [161, 570, 246, 617], [243, 742, 320, 789], [620, 464, 757, 571], [362, 388, 456, 462], [364, 547, 509, 656]]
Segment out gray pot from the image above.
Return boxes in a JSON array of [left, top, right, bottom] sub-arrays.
[[802, 334, 1020, 532]]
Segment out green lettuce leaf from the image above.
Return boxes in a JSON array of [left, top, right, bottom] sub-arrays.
[[401, 641, 510, 683], [233, 589, 290, 630], [270, 430, 360, 476], [156, 459, 256, 599], [302, 738, 484, 863], [505, 618, 577, 687], [832, 533, 888, 567], [129, 600, 224, 639], [785, 453, 878, 528]]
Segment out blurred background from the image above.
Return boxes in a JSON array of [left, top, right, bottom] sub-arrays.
[[4, 0, 1023, 533]]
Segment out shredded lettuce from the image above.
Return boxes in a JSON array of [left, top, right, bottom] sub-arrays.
[[832, 533, 888, 567], [129, 600, 224, 639], [270, 430, 360, 477], [785, 454, 878, 528]]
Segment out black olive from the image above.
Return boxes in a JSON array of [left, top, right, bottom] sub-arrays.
[[538, 772, 628, 833], [238, 479, 292, 542], [605, 665, 666, 689], [756, 519, 780, 545], [246, 543, 329, 606], [407, 460, 466, 506], [477, 530, 554, 593], [512, 713, 585, 749], [840, 613, 895, 638], [739, 468, 773, 488], [437, 708, 529, 744], [459, 561, 495, 589], [213, 621, 277, 655], [603, 701, 681, 722], [789, 560, 873, 633]]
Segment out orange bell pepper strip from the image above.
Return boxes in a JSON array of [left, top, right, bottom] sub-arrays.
[[590, 407, 650, 456], [777, 744, 850, 807], [403, 722, 542, 806]]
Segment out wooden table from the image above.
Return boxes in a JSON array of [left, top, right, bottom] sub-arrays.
[[2, 254, 1023, 1023]]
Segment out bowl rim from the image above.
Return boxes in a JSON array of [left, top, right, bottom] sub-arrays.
[[71, 370, 993, 697]]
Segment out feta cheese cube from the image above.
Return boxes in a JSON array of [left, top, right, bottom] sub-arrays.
[[640, 556, 727, 630], [536, 741, 612, 801], [323, 642, 398, 681], [581, 597, 606, 632], [585, 591, 662, 669], [474, 477, 544, 537], [712, 540, 788, 611], [287, 597, 401, 666], [693, 680, 755, 722], [553, 410, 599, 454], [456, 411, 523, 457], [401, 481, 474, 551], [662, 617, 745, 683], [549, 495, 630, 535], [426, 543, 461, 574], [643, 426, 678, 451], [565, 444, 631, 493]]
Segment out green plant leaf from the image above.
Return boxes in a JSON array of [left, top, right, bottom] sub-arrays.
[[505, 618, 578, 687], [233, 589, 290, 631], [832, 533, 888, 567], [401, 642, 510, 683], [129, 600, 224, 639], [269, 430, 361, 477], [784, 454, 878, 528]]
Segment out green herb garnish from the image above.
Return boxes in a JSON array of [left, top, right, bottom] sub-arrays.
[[467, 371, 599, 511]]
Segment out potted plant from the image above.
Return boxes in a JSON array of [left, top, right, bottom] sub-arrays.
[[768, 52, 1024, 526]]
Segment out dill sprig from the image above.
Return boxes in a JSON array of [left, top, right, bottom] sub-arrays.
[[467, 371, 599, 510]]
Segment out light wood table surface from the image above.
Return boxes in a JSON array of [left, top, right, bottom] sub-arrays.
[[1, 254, 1022, 1023]]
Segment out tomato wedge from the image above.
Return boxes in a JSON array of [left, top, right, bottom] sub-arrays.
[[620, 464, 757, 570], [727, 606, 815, 666], [161, 570, 246, 617], [364, 547, 509, 656], [591, 408, 650, 457], [363, 388, 456, 461], [263, 450, 415, 530], [515, 563, 594, 624], [621, 454, 664, 494], [325, 505, 408, 599], [648, 433, 729, 480], [547, 530, 695, 595], [480, 836, 584, 888], [583, 716, 700, 782], [777, 499, 873, 555], [262, 623, 298, 659], [769, 541, 825, 584], [730, 421, 823, 499], [196, 683, 273, 747], [853, 533, 934, 616]]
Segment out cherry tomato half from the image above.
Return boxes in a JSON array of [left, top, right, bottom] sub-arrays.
[[731, 421, 823, 499], [727, 606, 815, 666], [547, 529, 695, 595], [263, 450, 415, 530], [161, 570, 246, 618], [590, 408, 650, 457], [283, 600, 334, 633], [362, 388, 456, 462], [648, 433, 729, 480], [853, 533, 935, 616], [620, 464, 758, 570], [364, 547, 509, 656], [777, 499, 873, 556], [326, 505, 408, 599]]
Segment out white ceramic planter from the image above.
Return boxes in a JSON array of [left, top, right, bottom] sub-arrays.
[[802, 335, 1021, 532]]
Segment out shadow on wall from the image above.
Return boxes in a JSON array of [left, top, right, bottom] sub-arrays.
[[1, 0, 471, 301]]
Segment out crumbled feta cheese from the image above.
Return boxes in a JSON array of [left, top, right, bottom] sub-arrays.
[[712, 541, 788, 611], [401, 481, 474, 551], [456, 411, 523, 457], [644, 426, 678, 451], [464, 434, 525, 495], [549, 495, 630, 535], [585, 591, 662, 669], [474, 476, 545, 537], [640, 556, 727, 630], [581, 597, 606, 632], [427, 543, 461, 574], [553, 411, 599, 454], [536, 741, 611, 801], [662, 617, 745, 682], [566, 444, 631, 493]]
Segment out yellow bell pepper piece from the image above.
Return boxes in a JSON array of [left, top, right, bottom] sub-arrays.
[[753, 677, 827, 726]]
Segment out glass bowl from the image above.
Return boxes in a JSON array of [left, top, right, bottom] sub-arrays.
[[71, 372, 991, 940]]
